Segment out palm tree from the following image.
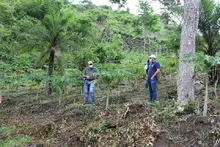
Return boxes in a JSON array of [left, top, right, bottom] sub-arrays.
[[198, 0, 220, 56], [17, 0, 96, 95]]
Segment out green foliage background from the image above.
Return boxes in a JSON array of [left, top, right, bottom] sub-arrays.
[[0, 0, 169, 93], [3, 0, 219, 94]]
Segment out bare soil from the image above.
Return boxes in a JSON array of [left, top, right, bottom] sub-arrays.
[[0, 80, 220, 147]]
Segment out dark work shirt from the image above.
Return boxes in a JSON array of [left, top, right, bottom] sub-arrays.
[[83, 66, 98, 81], [148, 61, 160, 80]]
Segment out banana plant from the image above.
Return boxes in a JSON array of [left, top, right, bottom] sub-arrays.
[[194, 52, 220, 116], [51, 75, 67, 105]]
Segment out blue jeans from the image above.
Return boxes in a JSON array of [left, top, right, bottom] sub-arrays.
[[148, 79, 158, 103], [145, 80, 149, 88], [84, 80, 95, 104]]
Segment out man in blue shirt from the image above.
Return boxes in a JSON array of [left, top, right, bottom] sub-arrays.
[[147, 55, 160, 103]]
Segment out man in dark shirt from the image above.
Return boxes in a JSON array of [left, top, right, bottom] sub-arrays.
[[147, 55, 160, 103], [83, 61, 98, 104]]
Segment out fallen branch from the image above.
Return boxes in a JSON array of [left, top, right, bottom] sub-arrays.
[[120, 104, 130, 119]]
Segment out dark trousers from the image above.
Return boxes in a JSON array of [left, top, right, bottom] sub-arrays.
[[148, 79, 158, 103]]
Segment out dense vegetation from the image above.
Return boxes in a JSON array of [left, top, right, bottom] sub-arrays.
[[0, 0, 220, 146], [0, 0, 172, 94]]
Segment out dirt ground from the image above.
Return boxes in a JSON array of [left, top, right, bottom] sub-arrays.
[[0, 79, 220, 147]]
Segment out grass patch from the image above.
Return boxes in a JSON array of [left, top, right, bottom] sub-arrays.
[[0, 136, 32, 147], [0, 125, 16, 136], [0, 125, 33, 147]]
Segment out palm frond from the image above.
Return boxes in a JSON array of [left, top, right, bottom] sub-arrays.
[[55, 54, 65, 75], [36, 49, 50, 67]]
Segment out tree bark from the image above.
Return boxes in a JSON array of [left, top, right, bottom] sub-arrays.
[[214, 73, 219, 98], [177, 0, 200, 105], [203, 76, 208, 117], [45, 47, 55, 96]]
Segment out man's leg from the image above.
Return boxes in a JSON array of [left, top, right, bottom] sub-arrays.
[[145, 80, 149, 88], [89, 83, 95, 104], [84, 80, 89, 104], [148, 80, 153, 102], [151, 80, 158, 103]]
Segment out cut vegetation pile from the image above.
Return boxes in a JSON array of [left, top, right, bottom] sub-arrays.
[[81, 103, 159, 146]]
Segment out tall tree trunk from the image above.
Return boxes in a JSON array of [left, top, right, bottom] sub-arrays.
[[214, 71, 219, 97], [203, 76, 208, 117], [177, 0, 200, 105], [45, 47, 55, 96]]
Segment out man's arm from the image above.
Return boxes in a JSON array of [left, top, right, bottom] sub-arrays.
[[145, 74, 148, 80], [144, 65, 148, 79], [152, 69, 160, 79], [82, 68, 89, 79], [144, 65, 148, 73]]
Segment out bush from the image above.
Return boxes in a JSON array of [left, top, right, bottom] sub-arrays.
[[157, 55, 177, 76]]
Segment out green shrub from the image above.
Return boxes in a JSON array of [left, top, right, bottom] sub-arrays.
[[157, 55, 177, 75]]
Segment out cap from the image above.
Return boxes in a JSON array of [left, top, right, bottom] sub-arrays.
[[88, 61, 93, 64], [149, 54, 156, 59]]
